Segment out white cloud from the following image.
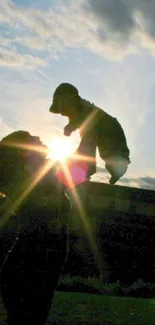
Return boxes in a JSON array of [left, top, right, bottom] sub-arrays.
[[0, 37, 12, 49], [0, 47, 46, 67], [92, 168, 155, 191], [14, 36, 63, 58], [85, 0, 155, 60], [1, 0, 155, 63], [0, 0, 52, 37], [0, 0, 147, 63], [15, 36, 44, 50]]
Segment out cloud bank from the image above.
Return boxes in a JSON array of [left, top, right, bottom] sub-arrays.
[[92, 166, 155, 191], [1, 0, 155, 66]]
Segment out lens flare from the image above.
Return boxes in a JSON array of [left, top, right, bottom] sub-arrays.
[[47, 136, 76, 161]]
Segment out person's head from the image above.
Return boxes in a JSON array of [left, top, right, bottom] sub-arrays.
[[49, 83, 80, 118], [1, 130, 47, 157], [0, 131, 48, 187]]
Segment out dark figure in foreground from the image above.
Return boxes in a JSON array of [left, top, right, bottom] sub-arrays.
[[0, 193, 17, 271], [49, 83, 130, 184], [0, 131, 70, 325]]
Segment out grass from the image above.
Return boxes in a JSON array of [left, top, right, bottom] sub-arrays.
[[1, 289, 155, 324], [47, 291, 155, 325]]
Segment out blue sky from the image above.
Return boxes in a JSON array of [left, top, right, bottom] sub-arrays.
[[0, 0, 155, 190]]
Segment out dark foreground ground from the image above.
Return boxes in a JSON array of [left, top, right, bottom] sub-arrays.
[[46, 291, 155, 325], [1, 291, 154, 324]]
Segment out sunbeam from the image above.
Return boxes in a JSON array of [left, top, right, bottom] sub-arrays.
[[57, 159, 102, 272], [0, 134, 102, 272], [47, 136, 76, 162], [1, 140, 49, 156], [79, 107, 99, 135], [0, 159, 56, 227]]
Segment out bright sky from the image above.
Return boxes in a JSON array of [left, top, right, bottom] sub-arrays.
[[0, 0, 155, 190]]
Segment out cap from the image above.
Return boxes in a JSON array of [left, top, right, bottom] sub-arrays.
[[49, 83, 79, 113]]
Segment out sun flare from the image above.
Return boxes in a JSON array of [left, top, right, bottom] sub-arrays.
[[47, 136, 76, 161]]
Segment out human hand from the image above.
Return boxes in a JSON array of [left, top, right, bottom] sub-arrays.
[[64, 124, 72, 136], [105, 156, 128, 185]]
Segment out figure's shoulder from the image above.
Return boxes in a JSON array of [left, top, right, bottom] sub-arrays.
[[80, 98, 94, 110], [95, 106, 114, 121], [80, 98, 117, 124], [80, 99, 101, 117]]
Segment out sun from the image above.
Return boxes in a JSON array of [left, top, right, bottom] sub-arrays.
[[47, 136, 76, 162]]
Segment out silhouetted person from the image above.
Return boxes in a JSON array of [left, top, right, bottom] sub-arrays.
[[49, 83, 130, 184], [0, 131, 70, 325]]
